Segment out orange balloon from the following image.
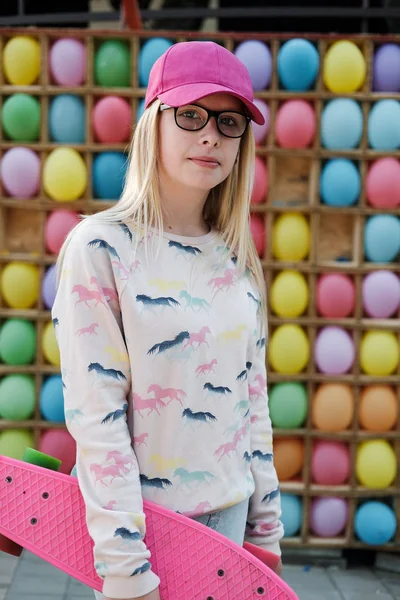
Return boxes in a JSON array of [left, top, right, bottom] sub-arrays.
[[274, 438, 304, 481], [312, 383, 354, 431], [359, 385, 398, 431]]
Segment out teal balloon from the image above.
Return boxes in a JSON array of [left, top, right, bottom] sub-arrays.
[[40, 375, 65, 423], [95, 40, 131, 87], [0, 374, 35, 420], [321, 99, 363, 149], [368, 100, 400, 150], [139, 38, 173, 86], [93, 152, 127, 200], [49, 95, 85, 143], [278, 39, 319, 91], [364, 215, 400, 263], [269, 382, 307, 428], [2, 94, 40, 141], [355, 502, 396, 545], [281, 494, 303, 537], [320, 159, 360, 207], [0, 319, 36, 365], [137, 98, 145, 121]]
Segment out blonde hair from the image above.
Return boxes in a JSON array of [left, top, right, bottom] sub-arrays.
[[58, 99, 267, 334]]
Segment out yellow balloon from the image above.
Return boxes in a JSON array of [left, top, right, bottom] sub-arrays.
[[43, 148, 87, 202], [42, 322, 60, 367], [356, 440, 397, 489], [269, 324, 309, 374], [360, 331, 399, 376], [270, 270, 309, 317], [3, 36, 40, 85], [324, 40, 366, 93], [272, 213, 310, 261], [0, 262, 39, 308]]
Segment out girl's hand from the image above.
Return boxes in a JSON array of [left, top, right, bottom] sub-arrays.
[[103, 588, 161, 600]]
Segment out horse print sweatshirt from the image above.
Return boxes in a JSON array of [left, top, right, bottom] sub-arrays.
[[52, 218, 283, 599]]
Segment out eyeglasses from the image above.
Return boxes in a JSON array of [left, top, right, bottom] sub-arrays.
[[160, 103, 250, 139]]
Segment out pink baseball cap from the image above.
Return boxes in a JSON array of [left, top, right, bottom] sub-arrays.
[[144, 41, 265, 125]]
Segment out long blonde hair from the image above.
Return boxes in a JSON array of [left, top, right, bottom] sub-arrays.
[[58, 99, 267, 333]]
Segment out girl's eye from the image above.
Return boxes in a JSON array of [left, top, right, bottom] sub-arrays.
[[181, 110, 202, 119], [220, 116, 238, 127]]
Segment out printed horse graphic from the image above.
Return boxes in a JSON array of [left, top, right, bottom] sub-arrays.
[[248, 374, 267, 399], [76, 322, 99, 336], [184, 326, 211, 349], [90, 276, 119, 303], [106, 450, 136, 474], [195, 358, 218, 376], [147, 384, 186, 406], [90, 463, 127, 485], [214, 435, 240, 462], [173, 468, 214, 489], [133, 432, 149, 447], [132, 392, 166, 417], [208, 268, 236, 293], [112, 260, 131, 280], [179, 290, 210, 312], [72, 284, 106, 308]]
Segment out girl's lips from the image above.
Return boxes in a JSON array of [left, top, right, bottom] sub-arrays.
[[189, 157, 220, 169]]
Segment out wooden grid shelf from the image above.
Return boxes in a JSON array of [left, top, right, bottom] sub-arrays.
[[0, 27, 399, 552]]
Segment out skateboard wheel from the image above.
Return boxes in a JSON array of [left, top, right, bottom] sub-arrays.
[[22, 448, 61, 471]]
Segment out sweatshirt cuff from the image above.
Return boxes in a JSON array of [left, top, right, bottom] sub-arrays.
[[102, 570, 160, 599], [260, 539, 282, 557]]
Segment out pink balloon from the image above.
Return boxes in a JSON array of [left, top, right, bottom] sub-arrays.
[[250, 213, 266, 257], [315, 326, 355, 375], [0, 147, 40, 198], [39, 429, 76, 475], [251, 156, 268, 204], [310, 497, 348, 537], [50, 38, 86, 86], [275, 100, 316, 148], [45, 210, 80, 255], [366, 158, 400, 208], [312, 441, 350, 485], [251, 99, 270, 145], [317, 274, 355, 318], [93, 96, 132, 143], [362, 270, 400, 318]]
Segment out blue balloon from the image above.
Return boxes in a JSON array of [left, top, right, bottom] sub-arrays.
[[93, 152, 128, 200], [49, 95, 85, 144], [281, 494, 302, 537], [40, 375, 65, 423], [320, 159, 360, 207], [278, 39, 319, 91], [355, 502, 396, 545], [321, 99, 363, 149], [368, 99, 400, 150], [138, 38, 173, 87], [364, 215, 400, 263], [137, 98, 145, 122]]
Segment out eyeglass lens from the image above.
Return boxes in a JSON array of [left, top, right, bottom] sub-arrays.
[[175, 105, 248, 138]]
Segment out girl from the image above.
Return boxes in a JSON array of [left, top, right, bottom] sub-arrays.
[[53, 41, 283, 600]]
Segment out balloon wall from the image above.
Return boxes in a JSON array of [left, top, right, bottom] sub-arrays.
[[0, 29, 399, 549]]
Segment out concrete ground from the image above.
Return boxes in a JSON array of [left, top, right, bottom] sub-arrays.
[[1, 549, 400, 600]]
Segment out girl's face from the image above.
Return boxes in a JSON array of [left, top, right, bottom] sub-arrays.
[[158, 93, 243, 196]]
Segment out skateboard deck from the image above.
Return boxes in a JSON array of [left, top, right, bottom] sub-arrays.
[[0, 455, 298, 600]]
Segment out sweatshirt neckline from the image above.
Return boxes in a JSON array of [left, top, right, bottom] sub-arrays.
[[149, 226, 218, 245]]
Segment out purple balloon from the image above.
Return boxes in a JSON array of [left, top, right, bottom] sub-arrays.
[[50, 38, 86, 86], [234, 40, 272, 91], [42, 264, 57, 310], [0, 147, 40, 198], [373, 44, 400, 92], [363, 271, 400, 318], [315, 326, 355, 375], [310, 497, 348, 537]]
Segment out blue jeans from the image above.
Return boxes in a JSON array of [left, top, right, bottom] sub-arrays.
[[93, 499, 249, 599]]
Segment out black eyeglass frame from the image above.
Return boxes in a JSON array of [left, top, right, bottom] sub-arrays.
[[159, 103, 251, 139]]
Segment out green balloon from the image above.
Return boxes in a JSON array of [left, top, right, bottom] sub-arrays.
[[269, 382, 307, 429], [2, 94, 40, 141], [22, 448, 61, 471], [0, 319, 36, 365], [0, 374, 36, 420], [0, 429, 34, 460], [95, 40, 131, 87]]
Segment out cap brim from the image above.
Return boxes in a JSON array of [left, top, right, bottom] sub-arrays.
[[157, 82, 265, 126]]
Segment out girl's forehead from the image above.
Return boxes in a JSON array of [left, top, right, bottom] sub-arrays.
[[195, 93, 244, 112]]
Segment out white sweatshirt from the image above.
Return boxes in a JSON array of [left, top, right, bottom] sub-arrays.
[[52, 218, 283, 599]]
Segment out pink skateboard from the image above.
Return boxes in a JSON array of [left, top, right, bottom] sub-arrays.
[[0, 454, 298, 600]]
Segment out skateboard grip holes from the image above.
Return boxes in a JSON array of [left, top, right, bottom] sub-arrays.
[[257, 587, 265, 595], [217, 569, 225, 577], [5, 476, 12, 483], [206, 597, 214, 600], [30, 518, 38, 525], [42, 492, 49, 499]]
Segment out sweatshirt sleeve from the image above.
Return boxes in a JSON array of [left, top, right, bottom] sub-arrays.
[[52, 221, 160, 599], [245, 313, 284, 557]]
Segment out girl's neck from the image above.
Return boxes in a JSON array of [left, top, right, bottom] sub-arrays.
[[159, 179, 210, 238]]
